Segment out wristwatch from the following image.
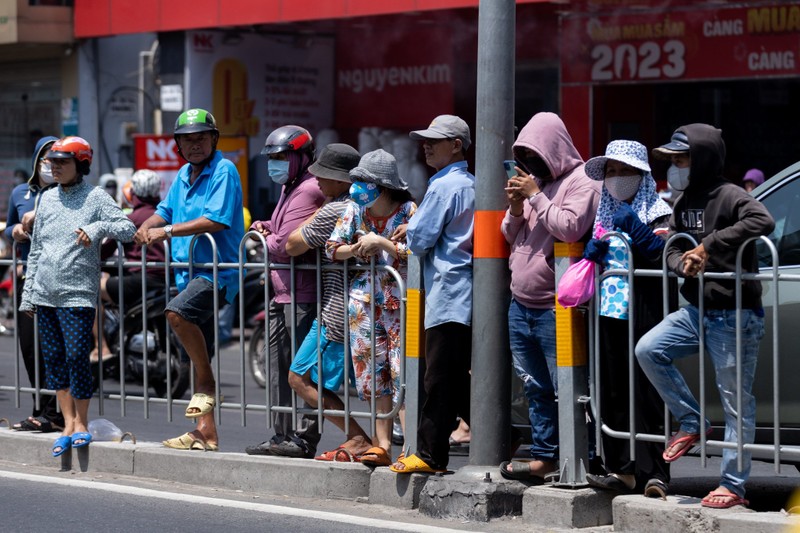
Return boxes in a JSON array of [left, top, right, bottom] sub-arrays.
[[528, 191, 541, 202], [163, 224, 173, 238]]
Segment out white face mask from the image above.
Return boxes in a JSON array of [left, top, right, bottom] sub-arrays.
[[38, 161, 55, 185], [604, 175, 642, 202], [667, 165, 691, 191]]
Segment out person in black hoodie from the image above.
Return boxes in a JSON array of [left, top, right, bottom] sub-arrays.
[[635, 124, 775, 509]]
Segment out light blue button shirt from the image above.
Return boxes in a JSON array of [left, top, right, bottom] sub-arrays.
[[407, 160, 474, 328], [156, 151, 245, 303]]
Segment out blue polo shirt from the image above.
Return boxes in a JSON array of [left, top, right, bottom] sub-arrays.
[[155, 151, 244, 303], [406, 160, 474, 328]]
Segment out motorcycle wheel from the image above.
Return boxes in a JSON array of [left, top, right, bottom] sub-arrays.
[[248, 323, 267, 388], [146, 322, 190, 399], [152, 349, 190, 399]]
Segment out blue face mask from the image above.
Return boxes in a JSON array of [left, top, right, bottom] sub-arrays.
[[350, 181, 380, 208], [268, 159, 290, 185]]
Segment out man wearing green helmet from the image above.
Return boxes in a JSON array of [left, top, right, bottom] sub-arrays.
[[135, 108, 245, 451]]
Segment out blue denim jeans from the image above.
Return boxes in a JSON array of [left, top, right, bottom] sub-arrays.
[[509, 299, 558, 462], [635, 305, 764, 497]]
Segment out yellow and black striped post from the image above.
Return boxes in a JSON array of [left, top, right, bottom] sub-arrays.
[[553, 241, 590, 487], [403, 253, 425, 455]]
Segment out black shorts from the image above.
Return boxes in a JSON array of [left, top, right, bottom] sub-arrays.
[[165, 277, 226, 327]]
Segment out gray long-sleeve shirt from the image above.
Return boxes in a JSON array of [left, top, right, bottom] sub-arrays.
[[20, 180, 136, 311]]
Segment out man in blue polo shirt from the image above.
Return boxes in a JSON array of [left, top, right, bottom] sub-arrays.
[[135, 108, 244, 451]]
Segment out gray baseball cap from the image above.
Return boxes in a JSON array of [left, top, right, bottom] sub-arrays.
[[308, 143, 360, 183], [409, 114, 472, 151]]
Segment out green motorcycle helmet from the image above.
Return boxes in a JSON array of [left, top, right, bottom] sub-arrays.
[[173, 108, 219, 164], [174, 108, 218, 136]]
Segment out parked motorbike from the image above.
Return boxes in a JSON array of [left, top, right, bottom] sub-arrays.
[[94, 286, 190, 399]]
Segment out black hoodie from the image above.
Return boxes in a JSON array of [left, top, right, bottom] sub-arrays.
[[666, 123, 775, 310]]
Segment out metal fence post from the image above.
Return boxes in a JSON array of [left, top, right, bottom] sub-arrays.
[[403, 253, 425, 456], [553, 242, 589, 487]]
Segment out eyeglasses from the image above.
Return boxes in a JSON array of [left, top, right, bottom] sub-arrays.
[[46, 158, 71, 166]]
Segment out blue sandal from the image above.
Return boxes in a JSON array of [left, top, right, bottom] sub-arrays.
[[71, 432, 93, 448], [52, 436, 72, 457]]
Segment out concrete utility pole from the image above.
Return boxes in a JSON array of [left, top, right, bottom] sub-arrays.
[[470, 0, 515, 467]]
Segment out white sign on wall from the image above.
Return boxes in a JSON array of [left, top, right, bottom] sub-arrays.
[[186, 31, 335, 160], [160, 85, 184, 112]]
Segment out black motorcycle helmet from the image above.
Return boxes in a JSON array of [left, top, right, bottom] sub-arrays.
[[173, 108, 220, 165], [260, 125, 314, 157]]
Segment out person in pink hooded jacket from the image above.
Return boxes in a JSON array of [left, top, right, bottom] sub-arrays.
[[499, 112, 601, 481]]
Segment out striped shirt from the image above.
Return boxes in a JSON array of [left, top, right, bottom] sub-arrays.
[[300, 195, 349, 343]]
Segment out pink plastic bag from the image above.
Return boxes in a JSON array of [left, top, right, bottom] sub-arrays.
[[557, 258, 596, 308]]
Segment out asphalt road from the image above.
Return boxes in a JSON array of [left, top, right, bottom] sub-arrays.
[[0, 467, 494, 533]]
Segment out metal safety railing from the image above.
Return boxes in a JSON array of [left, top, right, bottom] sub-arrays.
[[588, 232, 800, 473], [0, 232, 408, 442]]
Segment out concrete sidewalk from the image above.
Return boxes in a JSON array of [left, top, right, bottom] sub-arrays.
[[1, 428, 798, 532]]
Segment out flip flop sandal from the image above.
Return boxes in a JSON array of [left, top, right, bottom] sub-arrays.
[[662, 428, 712, 463], [190, 439, 219, 452], [163, 432, 200, 450], [701, 491, 749, 509], [585, 473, 635, 493], [71, 432, 93, 448], [52, 435, 72, 457], [315, 448, 359, 462], [359, 446, 392, 467], [644, 478, 669, 500], [499, 460, 555, 482], [11, 417, 39, 431], [389, 453, 445, 474], [28, 416, 62, 433], [185, 393, 217, 419]]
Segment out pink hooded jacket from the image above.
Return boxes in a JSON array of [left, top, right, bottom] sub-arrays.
[[501, 112, 601, 309]]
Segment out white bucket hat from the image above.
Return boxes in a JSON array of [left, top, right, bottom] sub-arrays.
[[584, 140, 651, 181]]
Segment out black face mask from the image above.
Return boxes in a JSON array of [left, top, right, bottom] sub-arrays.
[[522, 155, 551, 180]]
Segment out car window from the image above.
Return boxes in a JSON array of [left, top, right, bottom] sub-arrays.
[[757, 175, 800, 268]]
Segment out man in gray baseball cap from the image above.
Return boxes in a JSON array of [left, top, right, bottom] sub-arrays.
[[391, 115, 475, 474], [410, 114, 472, 152]]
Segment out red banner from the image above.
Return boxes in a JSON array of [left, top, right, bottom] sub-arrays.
[[335, 27, 455, 129], [561, 3, 800, 84]]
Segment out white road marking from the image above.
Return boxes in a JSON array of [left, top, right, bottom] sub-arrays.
[[0, 470, 480, 533]]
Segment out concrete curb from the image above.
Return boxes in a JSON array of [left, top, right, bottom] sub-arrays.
[[611, 494, 799, 533], [2, 429, 799, 531], [522, 485, 614, 529]]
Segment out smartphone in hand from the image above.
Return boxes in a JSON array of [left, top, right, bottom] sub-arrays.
[[503, 160, 517, 179]]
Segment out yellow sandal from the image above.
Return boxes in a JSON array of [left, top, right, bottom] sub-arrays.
[[389, 453, 445, 474]]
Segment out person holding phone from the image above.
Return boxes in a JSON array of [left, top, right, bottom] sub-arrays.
[[499, 112, 601, 481]]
